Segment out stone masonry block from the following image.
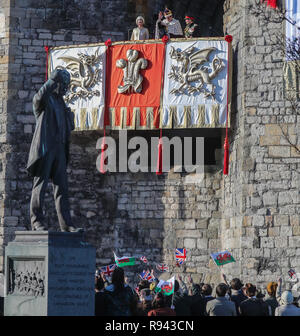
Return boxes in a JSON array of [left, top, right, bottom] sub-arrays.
[[197, 238, 208, 249], [184, 238, 196, 249], [289, 237, 300, 248], [263, 191, 278, 207], [260, 237, 274, 248], [269, 146, 291, 158], [274, 215, 289, 226]]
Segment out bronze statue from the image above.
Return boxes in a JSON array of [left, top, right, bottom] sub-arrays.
[[27, 69, 82, 232]]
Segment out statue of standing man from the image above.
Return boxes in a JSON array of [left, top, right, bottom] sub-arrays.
[[26, 69, 81, 232]]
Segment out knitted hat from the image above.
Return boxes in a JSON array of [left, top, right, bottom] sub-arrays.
[[136, 16, 145, 25], [281, 290, 294, 305]]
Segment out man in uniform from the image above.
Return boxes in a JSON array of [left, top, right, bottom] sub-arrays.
[[184, 15, 199, 38]]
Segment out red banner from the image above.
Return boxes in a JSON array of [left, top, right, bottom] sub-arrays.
[[105, 43, 165, 129]]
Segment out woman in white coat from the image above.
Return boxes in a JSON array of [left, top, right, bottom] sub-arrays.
[[131, 16, 149, 41]]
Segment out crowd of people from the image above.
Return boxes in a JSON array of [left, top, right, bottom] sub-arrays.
[[94, 268, 300, 316]]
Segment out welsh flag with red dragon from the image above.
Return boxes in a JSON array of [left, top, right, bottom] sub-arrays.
[[211, 250, 235, 266], [155, 276, 175, 296]]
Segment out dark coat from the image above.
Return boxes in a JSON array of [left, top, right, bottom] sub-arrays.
[[190, 295, 214, 316], [171, 291, 193, 316], [95, 291, 108, 316], [230, 289, 248, 315], [103, 284, 137, 316], [239, 297, 270, 316], [26, 79, 74, 177], [264, 296, 279, 316]]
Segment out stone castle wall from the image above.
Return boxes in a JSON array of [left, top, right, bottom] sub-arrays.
[[0, 0, 299, 289], [221, 0, 300, 286]]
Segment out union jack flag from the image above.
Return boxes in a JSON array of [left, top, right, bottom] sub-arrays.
[[156, 263, 169, 272], [175, 248, 186, 265], [140, 256, 148, 264], [99, 264, 116, 277], [139, 270, 154, 282]]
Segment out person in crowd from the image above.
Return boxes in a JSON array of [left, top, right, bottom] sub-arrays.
[[239, 283, 270, 316], [131, 16, 149, 41], [275, 278, 300, 316], [183, 15, 198, 38], [103, 267, 138, 316], [275, 290, 300, 316], [148, 292, 176, 316], [264, 281, 279, 315], [138, 279, 150, 291], [155, 8, 183, 39], [221, 273, 247, 315], [136, 288, 153, 316], [196, 283, 215, 316], [171, 275, 192, 315], [187, 275, 205, 316], [95, 276, 107, 316], [206, 283, 236, 316]]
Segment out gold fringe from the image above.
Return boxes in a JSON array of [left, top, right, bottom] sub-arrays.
[[132, 107, 138, 129], [91, 108, 99, 130], [183, 106, 191, 128], [79, 108, 88, 130], [146, 107, 155, 129], [210, 104, 219, 128], [106, 107, 115, 130], [170, 105, 177, 128], [197, 105, 205, 127]]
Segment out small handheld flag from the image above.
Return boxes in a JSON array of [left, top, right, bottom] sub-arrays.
[[99, 264, 116, 277], [156, 263, 169, 272], [288, 269, 297, 281], [175, 248, 186, 266], [211, 250, 235, 266], [139, 270, 154, 282], [155, 276, 175, 296], [114, 252, 136, 268]]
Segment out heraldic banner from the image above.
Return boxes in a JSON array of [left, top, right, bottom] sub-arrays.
[[50, 44, 106, 131], [105, 42, 165, 130], [49, 38, 231, 131], [162, 39, 230, 128]]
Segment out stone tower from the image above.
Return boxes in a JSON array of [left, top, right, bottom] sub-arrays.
[[0, 0, 299, 291]]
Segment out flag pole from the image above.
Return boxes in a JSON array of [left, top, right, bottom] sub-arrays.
[[170, 274, 175, 309]]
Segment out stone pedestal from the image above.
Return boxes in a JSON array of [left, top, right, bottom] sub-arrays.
[[4, 231, 95, 316]]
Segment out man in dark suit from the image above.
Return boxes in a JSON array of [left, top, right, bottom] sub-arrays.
[[239, 283, 270, 316], [27, 69, 80, 232]]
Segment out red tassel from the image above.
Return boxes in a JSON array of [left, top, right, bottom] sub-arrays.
[[100, 130, 107, 174], [156, 129, 163, 175], [44, 46, 50, 81], [223, 135, 229, 175]]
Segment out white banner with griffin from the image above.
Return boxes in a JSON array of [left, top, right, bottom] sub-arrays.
[[162, 39, 230, 128], [50, 45, 106, 130]]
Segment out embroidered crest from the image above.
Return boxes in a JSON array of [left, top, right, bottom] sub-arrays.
[[116, 49, 148, 94], [168, 44, 225, 99]]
